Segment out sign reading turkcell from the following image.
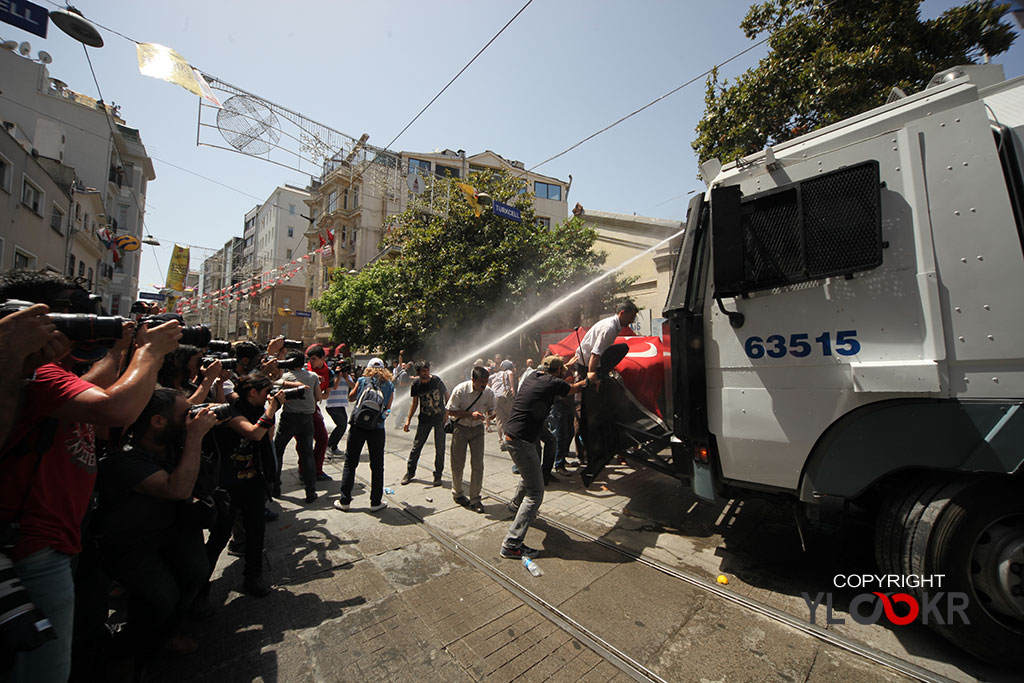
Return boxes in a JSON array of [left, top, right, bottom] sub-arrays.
[[295, 310, 312, 318], [0, 0, 48, 39], [493, 201, 522, 223], [138, 292, 166, 301]]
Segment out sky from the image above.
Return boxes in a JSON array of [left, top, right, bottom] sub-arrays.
[[3, 0, 1022, 293]]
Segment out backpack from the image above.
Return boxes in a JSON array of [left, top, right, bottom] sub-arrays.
[[350, 379, 386, 429]]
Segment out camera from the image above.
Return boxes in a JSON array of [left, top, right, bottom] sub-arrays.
[[282, 339, 304, 350], [202, 356, 236, 371], [189, 402, 232, 420], [276, 355, 305, 370], [206, 339, 233, 353], [0, 523, 56, 663], [139, 314, 211, 347], [281, 386, 306, 400], [0, 300, 123, 342]]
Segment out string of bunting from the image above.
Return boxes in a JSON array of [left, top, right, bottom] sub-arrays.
[[173, 234, 334, 315]]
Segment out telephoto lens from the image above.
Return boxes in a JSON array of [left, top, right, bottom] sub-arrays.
[[179, 325, 212, 347], [206, 339, 233, 353], [202, 356, 237, 371], [48, 314, 125, 342], [189, 403, 232, 420], [0, 552, 56, 662], [282, 339, 304, 350], [276, 355, 304, 370], [282, 386, 306, 400]]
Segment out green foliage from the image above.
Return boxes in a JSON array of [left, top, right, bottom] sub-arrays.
[[311, 169, 623, 356], [693, 0, 1016, 165]]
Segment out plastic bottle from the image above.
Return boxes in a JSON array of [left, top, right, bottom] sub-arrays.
[[523, 556, 543, 577], [384, 488, 394, 495]]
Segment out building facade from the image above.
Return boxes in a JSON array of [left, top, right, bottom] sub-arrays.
[[303, 148, 570, 343], [0, 47, 155, 314]]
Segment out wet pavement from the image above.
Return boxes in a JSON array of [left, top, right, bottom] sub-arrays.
[[140, 417, 1016, 682]]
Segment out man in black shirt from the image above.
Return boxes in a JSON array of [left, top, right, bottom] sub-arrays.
[[500, 356, 587, 559], [401, 361, 449, 486], [97, 389, 219, 655]]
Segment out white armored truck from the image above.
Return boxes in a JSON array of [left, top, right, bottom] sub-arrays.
[[587, 64, 1024, 665]]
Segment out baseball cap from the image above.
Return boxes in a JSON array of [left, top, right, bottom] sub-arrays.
[[368, 357, 385, 368]]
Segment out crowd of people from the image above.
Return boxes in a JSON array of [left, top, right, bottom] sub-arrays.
[[0, 266, 636, 682]]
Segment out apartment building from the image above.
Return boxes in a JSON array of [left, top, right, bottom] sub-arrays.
[[303, 147, 570, 342], [0, 46, 155, 314]]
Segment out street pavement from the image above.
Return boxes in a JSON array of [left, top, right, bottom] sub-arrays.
[[139, 414, 1012, 683]]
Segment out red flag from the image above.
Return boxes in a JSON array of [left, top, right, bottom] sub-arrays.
[[327, 227, 335, 243], [318, 234, 327, 248]]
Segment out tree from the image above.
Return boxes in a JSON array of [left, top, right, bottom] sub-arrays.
[[311, 169, 626, 357], [693, 0, 1016, 165]]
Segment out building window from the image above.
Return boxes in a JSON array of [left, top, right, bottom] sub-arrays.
[[117, 203, 129, 229], [0, 154, 11, 193], [13, 248, 35, 269], [534, 181, 561, 201], [281, 323, 288, 336], [286, 248, 292, 260], [408, 158, 431, 175], [21, 177, 43, 214], [87, 267, 93, 288], [283, 296, 290, 308], [122, 162, 134, 190], [78, 262, 85, 278], [289, 204, 295, 215], [327, 191, 338, 213], [536, 217, 551, 229], [111, 297, 120, 315], [435, 164, 460, 179], [50, 203, 65, 234], [287, 227, 293, 238]]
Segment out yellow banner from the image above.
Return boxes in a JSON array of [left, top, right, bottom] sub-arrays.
[[165, 244, 190, 293], [457, 183, 483, 217], [277, 307, 293, 317], [137, 43, 221, 106]]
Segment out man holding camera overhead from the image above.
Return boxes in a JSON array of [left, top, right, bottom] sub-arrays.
[[272, 351, 323, 504], [0, 270, 182, 683]]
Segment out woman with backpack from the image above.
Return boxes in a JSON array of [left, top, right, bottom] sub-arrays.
[[333, 358, 394, 512]]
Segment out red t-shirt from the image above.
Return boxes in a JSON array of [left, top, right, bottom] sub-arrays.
[[0, 364, 97, 560], [308, 361, 330, 393]]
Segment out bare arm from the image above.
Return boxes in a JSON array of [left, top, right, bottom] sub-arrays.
[[80, 321, 135, 388], [226, 393, 284, 440], [51, 320, 182, 427], [403, 396, 419, 431]]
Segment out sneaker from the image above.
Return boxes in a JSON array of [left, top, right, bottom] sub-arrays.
[[369, 502, 388, 512], [554, 465, 569, 475], [453, 495, 470, 506], [400, 474, 412, 485], [329, 447, 343, 456], [333, 500, 350, 511], [499, 441, 509, 452], [507, 501, 519, 515], [227, 542, 245, 557], [316, 472, 333, 481], [432, 477, 442, 487], [500, 544, 539, 559], [304, 491, 318, 504], [468, 501, 485, 514], [242, 573, 272, 597]]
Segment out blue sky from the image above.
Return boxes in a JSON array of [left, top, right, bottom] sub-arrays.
[[4, 1, 1022, 292]]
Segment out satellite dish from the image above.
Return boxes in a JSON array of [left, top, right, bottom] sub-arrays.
[[38, 51, 52, 64], [18, 42, 31, 56], [1, 41, 17, 51], [49, 7, 104, 48], [216, 95, 282, 155]]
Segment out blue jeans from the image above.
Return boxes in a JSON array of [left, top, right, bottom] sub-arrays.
[[504, 438, 545, 548], [548, 401, 571, 469], [10, 548, 74, 683], [406, 415, 446, 479]]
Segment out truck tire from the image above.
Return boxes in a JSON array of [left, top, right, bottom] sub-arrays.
[[875, 478, 949, 577], [922, 477, 1024, 666], [902, 478, 973, 600]]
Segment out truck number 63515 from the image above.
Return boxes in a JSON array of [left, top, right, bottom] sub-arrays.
[[743, 330, 861, 359]]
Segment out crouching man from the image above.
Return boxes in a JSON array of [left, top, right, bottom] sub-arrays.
[[96, 390, 219, 656]]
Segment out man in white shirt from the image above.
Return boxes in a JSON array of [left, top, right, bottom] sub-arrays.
[[574, 301, 639, 383], [445, 366, 496, 512]]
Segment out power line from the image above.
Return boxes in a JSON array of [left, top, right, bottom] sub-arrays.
[[380, 0, 535, 152]]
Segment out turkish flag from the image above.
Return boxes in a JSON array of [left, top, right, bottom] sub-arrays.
[[547, 327, 666, 417]]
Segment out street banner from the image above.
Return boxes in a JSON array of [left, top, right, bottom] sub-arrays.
[[137, 43, 221, 106], [164, 244, 190, 312], [0, 0, 47, 38], [457, 183, 483, 217], [493, 201, 521, 223]]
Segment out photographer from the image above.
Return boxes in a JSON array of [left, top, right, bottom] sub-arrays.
[[95, 390, 219, 657], [0, 270, 181, 682], [325, 356, 354, 456], [203, 374, 285, 598], [305, 345, 331, 481], [272, 351, 323, 503]]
